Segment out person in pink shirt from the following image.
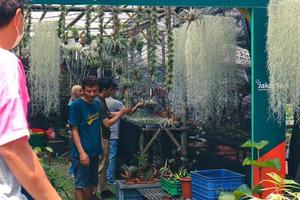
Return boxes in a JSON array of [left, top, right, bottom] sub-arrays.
[[0, 0, 61, 199]]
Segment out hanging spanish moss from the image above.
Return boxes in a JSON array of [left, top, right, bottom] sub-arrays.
[[58, 5, 67, 43], [84, 5, 92, 45], [29, 22, 61, 117], [164, 7, 174, 91], [185, 17, 237, 125], [267, 0, 300, 123], [169, 25, 187, 118]]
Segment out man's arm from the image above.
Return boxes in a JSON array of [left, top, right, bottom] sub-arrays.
[[102, 107, 131, 127], [71, 126, 89, 166], [127, 102, 143, 116], [0, 137, 61, 200]]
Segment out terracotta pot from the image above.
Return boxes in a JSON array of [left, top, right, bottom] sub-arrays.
[[179, 177, 192, 199]]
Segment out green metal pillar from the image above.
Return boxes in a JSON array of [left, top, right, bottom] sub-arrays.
[[251, 8, 286, 186]]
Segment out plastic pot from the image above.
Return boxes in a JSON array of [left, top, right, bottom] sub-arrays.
[[179, 177, 192, 199]]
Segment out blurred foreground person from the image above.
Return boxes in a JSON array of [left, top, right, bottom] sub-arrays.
[[0, 0, 61, 199]]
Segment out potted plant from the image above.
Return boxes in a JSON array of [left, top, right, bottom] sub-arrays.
[[120, 165, 139, 184], [159, 162, 191, 198], [120, 154, 159, 184]]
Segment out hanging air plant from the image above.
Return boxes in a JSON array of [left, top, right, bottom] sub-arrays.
[[69, 27, 79, 42], [164, 7, 174, 90], [169, 25, 187, 118], [121, 6, 144, 102], [147, 6, 159, 81], [84, 5, 92, 45], [61, 44, 94, 87], [19, 4, 32, 68], [112, 6, 120, 39], [21, 4, 32, 48], [127, 6, 144, 54], [185, 16, 237, 124], [29, 22, 61, 117], [98, 6, 104, 43], [267, 0, 300, 123], [135, 6, 143, 34], [58, 5, 67, 43], [179, 8, 203, 28]]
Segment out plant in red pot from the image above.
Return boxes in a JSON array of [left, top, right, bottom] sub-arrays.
[[173, 167, 192, 200]]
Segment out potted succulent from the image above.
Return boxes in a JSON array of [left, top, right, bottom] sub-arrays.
[[159, 162, 191, 198]]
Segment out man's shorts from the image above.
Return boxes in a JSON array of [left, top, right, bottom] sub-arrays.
[[72, 156, 100, 189]]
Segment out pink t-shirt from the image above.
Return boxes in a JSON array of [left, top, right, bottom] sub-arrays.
[[0, 48, 30, 199], [0, 48, 30, 145]]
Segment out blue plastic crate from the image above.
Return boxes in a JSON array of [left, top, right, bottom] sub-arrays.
[[191, 169, 244, 200]]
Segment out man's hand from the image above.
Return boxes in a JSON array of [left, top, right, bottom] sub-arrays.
[[79, 151, 89, 166], [121, 107, 131, 115], [136, 101, 143, 108]]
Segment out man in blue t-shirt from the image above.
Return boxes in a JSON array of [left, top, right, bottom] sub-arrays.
[[69, 76, 130, 200], [69, 76, 102, 200]]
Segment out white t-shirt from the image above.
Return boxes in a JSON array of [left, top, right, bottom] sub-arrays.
[[0, 48, 29, 199], [105, 97, 124, 140]]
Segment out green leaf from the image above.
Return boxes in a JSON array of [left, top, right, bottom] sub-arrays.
[[218, 192, 236, 200], [235, 184, 252, 196], [241, 140, 253, 148], [45, 147, 53, 153], [243, 157, 258, 167], [252, 184, 263, 195], [241, 140, 269, 150], [254, 140, 269, 150], [257, 159, 281, 170], [34, 147, 42, 154]]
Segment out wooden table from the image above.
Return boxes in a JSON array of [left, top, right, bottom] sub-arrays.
[[139, 126, 188, 157]]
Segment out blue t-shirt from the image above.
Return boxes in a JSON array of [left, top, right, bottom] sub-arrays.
[[69, 98, 102, 158]]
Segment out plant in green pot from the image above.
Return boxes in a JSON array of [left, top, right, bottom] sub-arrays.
[[159, 162, 191, 198], [159, 164, 182, 197]]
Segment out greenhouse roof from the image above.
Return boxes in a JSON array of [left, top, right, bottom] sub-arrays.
[[30, 0, 268, 8]]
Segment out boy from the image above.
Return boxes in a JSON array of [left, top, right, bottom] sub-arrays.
[[69, 76, 129, 200], [106, 82, 142, 184], [0, 0, 61, 199]]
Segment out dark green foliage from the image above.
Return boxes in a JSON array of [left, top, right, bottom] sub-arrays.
[[84, 5, 92, 45], [58, 5, 67, 43]]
